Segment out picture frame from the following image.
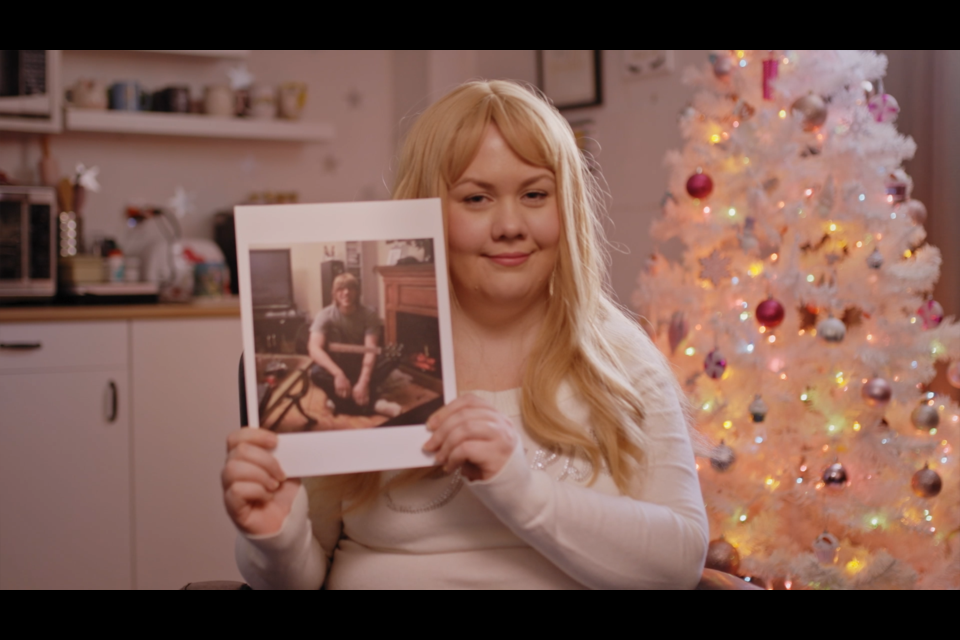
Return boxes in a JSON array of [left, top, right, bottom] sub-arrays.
[[537, 50, 603, 110], [234, 198, 456, 478]]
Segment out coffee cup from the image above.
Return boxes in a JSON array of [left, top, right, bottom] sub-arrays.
[[204, 85, 234, 117], [69, 79, 107, 110], [109, 81, 143, 111], [278, 82, 307, 120], [249, 84, 277, 120]]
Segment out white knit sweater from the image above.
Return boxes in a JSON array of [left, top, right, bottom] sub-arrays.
[[236, 315, 708, 589]]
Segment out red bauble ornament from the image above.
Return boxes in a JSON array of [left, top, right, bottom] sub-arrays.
[[686, 172, 714, 199], [755, 298, 785, 328]]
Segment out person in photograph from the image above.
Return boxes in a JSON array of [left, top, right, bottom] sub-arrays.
[[224, 80, 708, 589], [306, 272, 399, 416]]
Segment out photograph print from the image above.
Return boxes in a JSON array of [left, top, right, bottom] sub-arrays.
[[250, 239, 443, 433], [235, 199, 455, 477]]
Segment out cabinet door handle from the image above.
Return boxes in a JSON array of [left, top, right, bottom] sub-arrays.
[[0, 342, 42, 350], [107, 381, 118, 423]]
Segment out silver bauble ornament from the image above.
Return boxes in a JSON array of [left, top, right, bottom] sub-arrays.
[[710, 441, 736, 472], [791, 94, 828, 131], [948, 360, 960, 389], [822, 462, 849, 488], [866, 247, 884, 269], [817, 316, 846, 343], [911, 402, 940, 431], [862, 377, 892, 407], [911, 464, 942, 498], [813, 532, 840, 564], [906, 199, 927, 225], [749, 394, 768, 423], [713, 56, 733, 78], [705, 538, 740, 574]]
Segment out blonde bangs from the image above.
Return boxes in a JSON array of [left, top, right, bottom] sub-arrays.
[[438, 92, 560, 190]]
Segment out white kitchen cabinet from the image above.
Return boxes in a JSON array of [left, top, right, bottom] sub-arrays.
[[0, 314, 244, 590], [131, 317, 243, 589], [0, 321, 131, 590]]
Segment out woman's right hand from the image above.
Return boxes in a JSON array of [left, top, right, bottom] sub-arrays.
[[222, 428, 300, 536]]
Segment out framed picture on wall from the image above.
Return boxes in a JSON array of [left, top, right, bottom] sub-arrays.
[[537, 50, 602, 110]]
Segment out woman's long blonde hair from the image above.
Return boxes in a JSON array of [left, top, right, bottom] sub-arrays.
[[319, 80, 664, 508]]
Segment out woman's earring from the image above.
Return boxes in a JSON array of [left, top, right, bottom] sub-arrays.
[[548, 269, 556, 297]]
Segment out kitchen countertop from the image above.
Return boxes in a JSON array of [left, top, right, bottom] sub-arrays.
[[0, 296, 240, 323]]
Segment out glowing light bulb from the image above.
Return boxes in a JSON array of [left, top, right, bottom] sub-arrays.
[[759, 326, 767, 334], [746, 343, 754, 353], [736, 51, 745, 58], [710, 134, 721, 144], [739, 514, 747, 522], [728, 207, 737, 217], [829, 223, 837, 232], [739, 60, 747, 68], [703, 206, 711, 214], [733, 120, 740, 128], [685, 347, 696, 356], [853, 422, 861, 431], [903, 249, 912, 258], [859, 194, 866, 202], [723, 421, 733, 430], [778, 201, 785, 209], [805, 188, 813, 197], [867, 334, 873, 341], [806, 274, 815, 283], [780, 373, 787, 380], [856, 241, 863, 248], [891, 212, 897, 219], [887, 195, 894, 204], [770, 253, 778, 261], [768, 335, 776, 343], [800, 393, 808, 401]]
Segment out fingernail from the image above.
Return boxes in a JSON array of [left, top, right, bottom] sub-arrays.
[[273, 480, 281, 490]]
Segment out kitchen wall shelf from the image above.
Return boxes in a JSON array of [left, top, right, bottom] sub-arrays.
[[64, 107, 335, 142]]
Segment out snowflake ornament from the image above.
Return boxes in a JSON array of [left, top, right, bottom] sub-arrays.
[[699, 250, 732, 286], [75, 164, 100, 192], [168, 186, 196, 219], [227, 64, 254, 91]]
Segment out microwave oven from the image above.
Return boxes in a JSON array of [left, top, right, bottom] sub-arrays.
[[0, 185, 57, 300]]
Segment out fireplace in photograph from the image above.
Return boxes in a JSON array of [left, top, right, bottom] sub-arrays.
[[396, 311, 442, 382], [376, 263, 442, 393]]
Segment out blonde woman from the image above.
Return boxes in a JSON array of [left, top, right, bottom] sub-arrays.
[[222, 80, 708, 589]]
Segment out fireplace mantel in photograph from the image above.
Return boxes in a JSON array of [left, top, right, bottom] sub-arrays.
[[375, 263, 442, 393]]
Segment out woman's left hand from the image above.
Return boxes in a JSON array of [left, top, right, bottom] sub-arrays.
[[424, 394, 519, 482]]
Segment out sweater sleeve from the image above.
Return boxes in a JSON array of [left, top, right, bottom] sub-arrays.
[[467, 382, 709, 590], [234, 480, 343, 590]]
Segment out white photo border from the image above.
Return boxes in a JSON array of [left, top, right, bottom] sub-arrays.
[[235, 198, 454, 478]]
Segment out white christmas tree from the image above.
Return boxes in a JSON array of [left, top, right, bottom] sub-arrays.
[[635, 50, 960, 589]]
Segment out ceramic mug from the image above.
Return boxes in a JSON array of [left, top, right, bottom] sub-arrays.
[[109, 81, 142, 111], [249, 84, 277, 120], [69, 79, 107, 110], [204, 85, 234, 117], [278, 82, 307, 120]]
